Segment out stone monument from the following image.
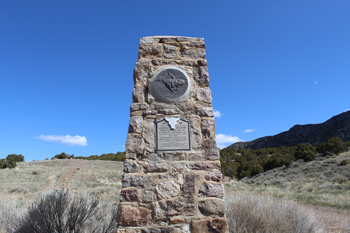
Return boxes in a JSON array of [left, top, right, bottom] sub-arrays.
[[117, 36, 228, 233]]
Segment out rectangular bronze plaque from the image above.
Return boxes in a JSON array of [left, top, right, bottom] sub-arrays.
[[156, 118, 190, 151]]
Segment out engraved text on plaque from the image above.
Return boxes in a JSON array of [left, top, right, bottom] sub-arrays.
[[156, 118, 190, 151]]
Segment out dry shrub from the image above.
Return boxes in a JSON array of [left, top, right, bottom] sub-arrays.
[[225, 191, 319, 233], [16, 189, 118, 233], [0, 197, 27, 233]]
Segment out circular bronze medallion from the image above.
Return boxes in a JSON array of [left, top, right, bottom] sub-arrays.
[[149, 66, 191, 103]]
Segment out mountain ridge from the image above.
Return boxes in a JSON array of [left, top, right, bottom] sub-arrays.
[[229, 111, 350, 149]]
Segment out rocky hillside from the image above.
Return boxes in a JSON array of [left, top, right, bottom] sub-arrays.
[[229, 111, 350, 149]]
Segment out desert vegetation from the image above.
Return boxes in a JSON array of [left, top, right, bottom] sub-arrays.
[[221, 137, 349, 180], [235, 151, 350, 209], [1, 189, 118, 233], [52, 152, 125, 161], [225, 191, 319, 233]]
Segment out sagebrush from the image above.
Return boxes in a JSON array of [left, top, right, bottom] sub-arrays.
[[225, 191, 319, 233]]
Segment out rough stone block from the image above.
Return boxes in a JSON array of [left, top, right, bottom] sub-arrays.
[[159, 197, 195, 217], [151, 59, 177, 66], [156, 181, 180, 199], [170, 217, 186, 224], [144, 162, 168, 173], [159, 152, 185, 161], [180, 48, 206, 59], [186, 42, 205, 48], [203, 140, 220, 160], [142, 119, 156, 152], [193, 66, 209, 87], [117, 205, 152, 226], [198, 183, 224, 198], [123, 161, 140, 173], [198, 199, 226, 217], [120, 188, 140, 202], [172, 162, 190, 172], [201, 119, 215, 139], [128, 116, 143, 134], [197, 59, 207, 66], [130, 103, 148, 112], [140, 189, 157, 203], [204, 172, 222, 182], [125, 134, 143, 154], [133, 86, 146, 103], [139, 37, 160, 44], [189, 162, 221, 171], [196, 106, 214, 117], [189, 116, 202, 150], [176, 37, 204, 42], [183, 174, 200, 194], [163, 44, 176, 58], [191, 217, 228, 233], [122, 175, 144, 188], [195, 88, 212, 103], [125, 152, 137, 160], [187, 152, 203, 161], [139, 44, 161, 59], [134, 60, 152, 87]]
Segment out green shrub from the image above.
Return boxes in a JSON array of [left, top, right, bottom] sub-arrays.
[[7, 154, 24, 162], [340, 160, 349, 166], [237, 159, 263, 179], [52, 152, 74, 160], [264, 153, 292, 171], [326, 137, 348, 155], [0, 156, 17, 169], [294, 143, 316, 162], [317, 137, 348, 156], [76, 152, 125, 162]]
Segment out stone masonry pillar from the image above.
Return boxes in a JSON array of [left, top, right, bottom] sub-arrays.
[[117, 36, 228, 233]]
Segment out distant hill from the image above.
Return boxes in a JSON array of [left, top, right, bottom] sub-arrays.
[[229, 111, 350, 149]]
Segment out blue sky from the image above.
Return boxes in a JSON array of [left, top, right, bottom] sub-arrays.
[[1, 1, 349, 161]]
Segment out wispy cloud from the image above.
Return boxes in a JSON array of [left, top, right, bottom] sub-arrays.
[[213, 110, 223, 118], [216, 134, 243, 149], [345, 109, 350, 112], [314, 81, 318, 84], [243, 129, 255, 133], [35, 135, 87, 146]]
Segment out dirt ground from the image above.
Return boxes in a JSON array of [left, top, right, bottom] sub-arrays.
[[55, 160, 96, 189]]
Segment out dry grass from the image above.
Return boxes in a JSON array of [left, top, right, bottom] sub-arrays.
[[225, 191, 319, 233], [0, 159, 123, 206], [237, 151, 350, 208]]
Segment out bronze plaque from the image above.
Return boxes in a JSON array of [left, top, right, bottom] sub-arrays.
[[149, 67, 191, 103], [156, 118, 190, 151]]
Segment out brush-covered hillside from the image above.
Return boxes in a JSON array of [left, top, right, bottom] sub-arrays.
[[229, 111, 350, 149]]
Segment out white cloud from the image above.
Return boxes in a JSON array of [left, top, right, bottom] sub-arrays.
[[345, 109, 350, 112], [35, 135, 87, 146], [314, 81, 318, 84], [213, 110, 222, 118], [216, 134, 243, 149], [243, 129, 255, 133]]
